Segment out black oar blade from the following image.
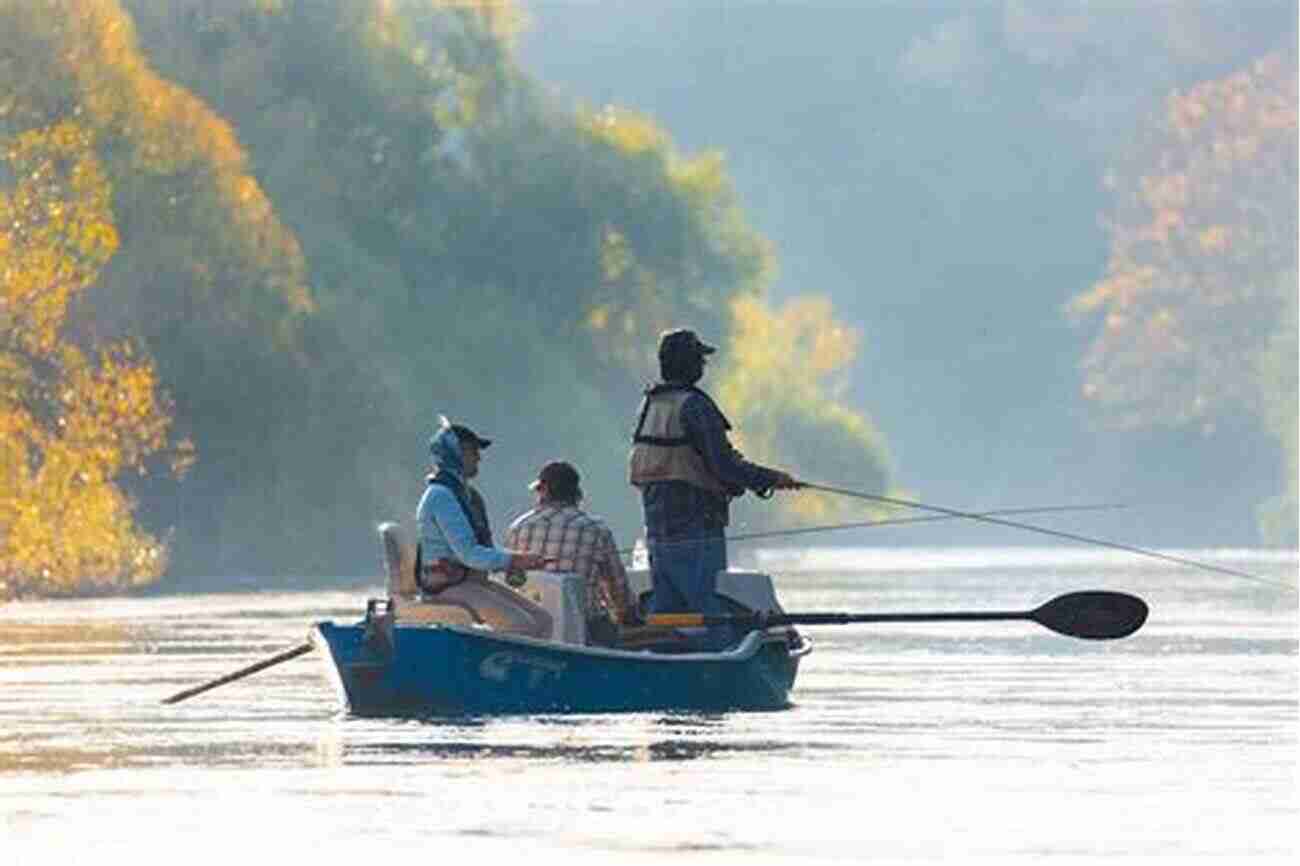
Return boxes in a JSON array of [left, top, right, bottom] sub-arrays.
[[1031, 590, 1148, 640]]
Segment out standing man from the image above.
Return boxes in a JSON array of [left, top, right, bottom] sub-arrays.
[[506, 461, 640, 645], [628, 329, 801, 649]]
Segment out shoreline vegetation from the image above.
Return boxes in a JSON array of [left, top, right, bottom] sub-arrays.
[[2, 1, 1295, 600]]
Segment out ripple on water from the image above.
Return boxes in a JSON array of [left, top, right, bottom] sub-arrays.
[[0, 554, 1296, 862]]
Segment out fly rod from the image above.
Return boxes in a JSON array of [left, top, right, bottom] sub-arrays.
[[802, 482, 1289, 589], [617, 502, 1126, 559]]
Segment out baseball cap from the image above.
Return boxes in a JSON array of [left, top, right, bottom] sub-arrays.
[[450, 424, 492, 449], [657, 328, 717, 363], [529, 460, 581, 500]]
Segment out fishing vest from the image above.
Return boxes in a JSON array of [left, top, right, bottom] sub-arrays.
[[415, 473, 493, 593], [628, 384, 731, 496]]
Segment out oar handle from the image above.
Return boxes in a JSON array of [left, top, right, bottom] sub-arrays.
[[647, 613, 721, 628]]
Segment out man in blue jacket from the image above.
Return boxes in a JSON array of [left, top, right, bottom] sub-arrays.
[[629, 329, 801, 649]]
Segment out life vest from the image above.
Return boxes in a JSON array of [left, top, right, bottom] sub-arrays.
[[415, 473, 493, 594], [628, 384, 732, 496]]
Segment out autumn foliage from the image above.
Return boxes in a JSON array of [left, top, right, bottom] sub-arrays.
[[1, 122, 184, 598], [0, 0, 889, 592], [1071, 52, 1297, 541], [6, 1, 1286, 595]]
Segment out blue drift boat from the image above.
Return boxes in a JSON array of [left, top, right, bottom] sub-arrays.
[[311, 611, 808, 717], [162, 523, 1153, 715], [160, 524, 1147, 714], [308, 522, 809, 716]]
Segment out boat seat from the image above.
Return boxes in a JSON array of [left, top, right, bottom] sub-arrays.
[[493, 570, 587, 645], [617, 567, 791, 653], [375, 522, 584, 641], [624, 566, 785, 616], [377, 521, 477, 626]]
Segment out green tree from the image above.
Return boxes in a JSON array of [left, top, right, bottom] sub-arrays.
[[121, 0, 890, 557], [717, 295, 892, 527], [3, 0, 895, 587]]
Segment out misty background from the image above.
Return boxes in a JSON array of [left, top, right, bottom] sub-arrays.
[[517, 0, 1297, 547], [2, 0, 1295, 596]]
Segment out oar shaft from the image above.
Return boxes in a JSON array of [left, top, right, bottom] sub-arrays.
[[642, 591, 1149, 640], [161, 642, 312, 705], [775, 610, 1026, 626], [648, 611, 1024, 627]]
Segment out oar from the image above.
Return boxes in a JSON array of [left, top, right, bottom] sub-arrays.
[[644, 590, 1149, 640], [801, 482, 1280, 587], [161, 642, 313, 705]]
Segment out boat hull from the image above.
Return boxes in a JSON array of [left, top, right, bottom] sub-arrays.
[[310, 620, 809, 717]]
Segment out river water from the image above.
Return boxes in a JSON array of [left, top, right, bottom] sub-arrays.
[[1, 548, 1295, 864]]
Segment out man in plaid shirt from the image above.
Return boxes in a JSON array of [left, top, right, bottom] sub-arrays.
[[506, 461, 640, 644]]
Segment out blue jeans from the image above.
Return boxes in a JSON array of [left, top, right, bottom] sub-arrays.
[[647, 532, 737, 651]]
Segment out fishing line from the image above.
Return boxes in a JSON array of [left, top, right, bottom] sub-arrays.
[[725, 503, 1125, 546], [802, 482, 1295, 592], [618, 503, 1124, 558]]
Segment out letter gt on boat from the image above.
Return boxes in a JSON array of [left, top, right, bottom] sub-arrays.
[[309, 524, 811, 716]]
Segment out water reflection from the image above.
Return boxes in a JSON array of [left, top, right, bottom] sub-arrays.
[[310, 709, 816, 767], [0, 746, 117, 774], [0, 621, 143, 657], [319, 735, 804, 766]]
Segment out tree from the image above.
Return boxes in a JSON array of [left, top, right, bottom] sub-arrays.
[[3, 0, 897, 585], [123, 0, 888, 552], [1, 0, 331, 577], [717, 295, 892, 527], [1, 122, 185, 598], [1069, 52, 1298, 543]]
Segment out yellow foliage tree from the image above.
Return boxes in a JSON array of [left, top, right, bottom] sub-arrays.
[[1, 122, 181, 599], [716, 295, 892, 526], [1, 0, 313, 331]]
